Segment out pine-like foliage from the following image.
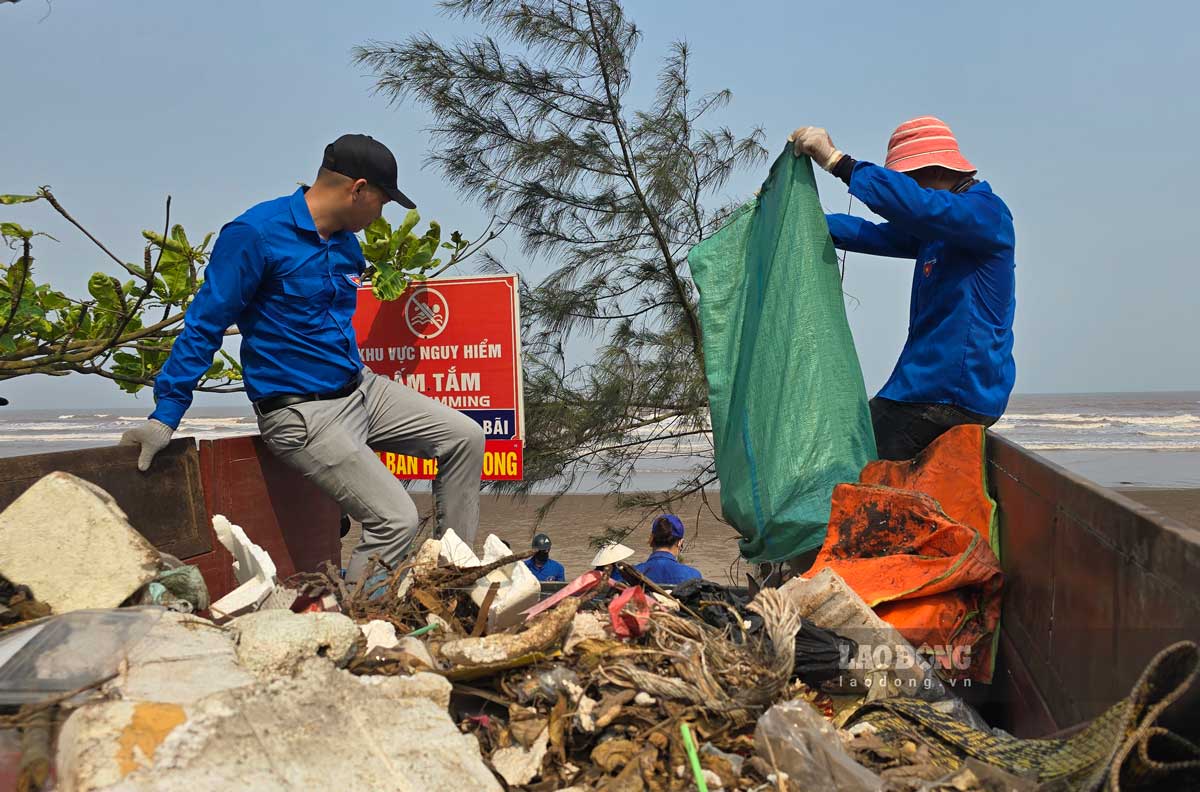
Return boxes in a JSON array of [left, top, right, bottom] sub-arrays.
[[356, 0, 767, 520]]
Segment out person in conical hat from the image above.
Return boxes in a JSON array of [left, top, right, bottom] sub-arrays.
[[591, 541, 635, 569]]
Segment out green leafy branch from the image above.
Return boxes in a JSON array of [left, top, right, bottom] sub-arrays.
[[1, 188, 495, 397], [361, 209, 502, 301]]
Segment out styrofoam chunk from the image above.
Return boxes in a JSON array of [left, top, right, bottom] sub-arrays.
[[437, 528, 480, 568]]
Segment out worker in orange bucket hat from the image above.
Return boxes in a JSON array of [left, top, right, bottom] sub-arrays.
[[791, 118, 1016, 460]]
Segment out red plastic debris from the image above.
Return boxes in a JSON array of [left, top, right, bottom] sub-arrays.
[[608, 585, 651, 638], [291, 592, 340, 614], [521, 569, 605, 621]]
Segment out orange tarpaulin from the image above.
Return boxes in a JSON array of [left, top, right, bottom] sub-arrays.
[[859, 424, 1000, 559], [807, 426, 1003, 682]]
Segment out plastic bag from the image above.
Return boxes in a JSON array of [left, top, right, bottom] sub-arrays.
[[0, 608, 163, 705], [755, 699, 882, 791], [689, 148, 876, 562]]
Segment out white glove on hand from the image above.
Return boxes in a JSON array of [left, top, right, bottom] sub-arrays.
[[789, 126, 843, 172], [120, 419, 174, 472]]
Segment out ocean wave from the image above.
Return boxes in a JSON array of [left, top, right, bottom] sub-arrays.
[[3, 422, 105, 432], [1023, 441, 1200, 451], [57, 414, 76, 419], [0, 429, 254, 443], [178, 417, 255, 428], [1000, 412, 1200, 427], [993, 420, 1110, 431]]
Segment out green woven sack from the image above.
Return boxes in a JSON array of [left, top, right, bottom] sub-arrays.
[[688, 148, 876, 562]]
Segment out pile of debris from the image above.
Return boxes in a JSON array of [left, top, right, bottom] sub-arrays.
[[286, 530, 859, 790], [1, 472, 1195, 791]]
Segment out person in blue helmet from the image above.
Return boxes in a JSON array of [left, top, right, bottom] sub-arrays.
[[524, 533, 565, 582], [632, 515, 702, 586]]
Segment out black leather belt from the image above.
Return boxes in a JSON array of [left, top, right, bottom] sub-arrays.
[[254, 375, 361, 416]]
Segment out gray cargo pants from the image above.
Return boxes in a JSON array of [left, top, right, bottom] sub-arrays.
[[255, 369, 485, 581]]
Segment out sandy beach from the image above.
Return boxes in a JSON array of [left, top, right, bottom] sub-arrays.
[[343, 487, 1200, 585], [1119, 488, 1200, 530]]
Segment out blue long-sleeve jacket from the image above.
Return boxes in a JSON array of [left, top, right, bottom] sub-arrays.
[[151, 189, 364, 428], [524, 557, 566, 582], [826, 162, 1016, 418], [632, 551, 702, 586]]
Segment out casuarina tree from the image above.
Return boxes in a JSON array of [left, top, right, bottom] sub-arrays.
[[356, 0, 767, 524]]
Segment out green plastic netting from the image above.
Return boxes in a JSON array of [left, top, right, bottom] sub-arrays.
[[688, 147, 877, 562]]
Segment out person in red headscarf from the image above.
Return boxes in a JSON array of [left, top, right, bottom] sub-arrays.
[[790, 119, 1016, 461]]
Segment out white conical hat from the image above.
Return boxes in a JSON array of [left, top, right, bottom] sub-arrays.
[[590, 541, 635, 567]]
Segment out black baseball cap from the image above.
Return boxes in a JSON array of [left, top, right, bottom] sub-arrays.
[[321, 133, 416, 209]]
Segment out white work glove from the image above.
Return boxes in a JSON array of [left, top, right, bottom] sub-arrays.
[[789, 126, 843, 172], [120, 418, 174, 472]]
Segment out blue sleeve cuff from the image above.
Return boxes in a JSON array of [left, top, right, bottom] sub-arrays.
[[149, 400, 187, 431]]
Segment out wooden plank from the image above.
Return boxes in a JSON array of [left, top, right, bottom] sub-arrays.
[[0, 439, 210, 558]]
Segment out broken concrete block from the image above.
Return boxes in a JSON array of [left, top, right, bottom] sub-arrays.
[[0, 473, 159, 613], [109, 613, 255, 704], [55, 663, 497, 792], [56, 700, 188, 791], [228, 610, 359, 679], [208, 516, 276, 623], [353, 668, 451, 709]]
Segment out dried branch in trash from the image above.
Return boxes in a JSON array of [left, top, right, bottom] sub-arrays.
[[440, 598, 580, 666], [472, 582, 501, 637], [429, 549, 536, 591]]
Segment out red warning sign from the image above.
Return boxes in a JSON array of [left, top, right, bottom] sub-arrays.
[[353, 275, 523, 480]]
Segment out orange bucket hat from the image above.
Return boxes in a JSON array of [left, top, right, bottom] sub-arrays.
[[885, 116, 977, 174]]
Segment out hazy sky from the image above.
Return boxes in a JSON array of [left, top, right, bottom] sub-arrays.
[[2, 0, 1197, 410]]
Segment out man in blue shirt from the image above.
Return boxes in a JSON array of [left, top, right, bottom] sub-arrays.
[[524, 533, 565, 582], [790, 118, 1016, 460], [120, 134, 485, 582], [632, 514, 702, 586]]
